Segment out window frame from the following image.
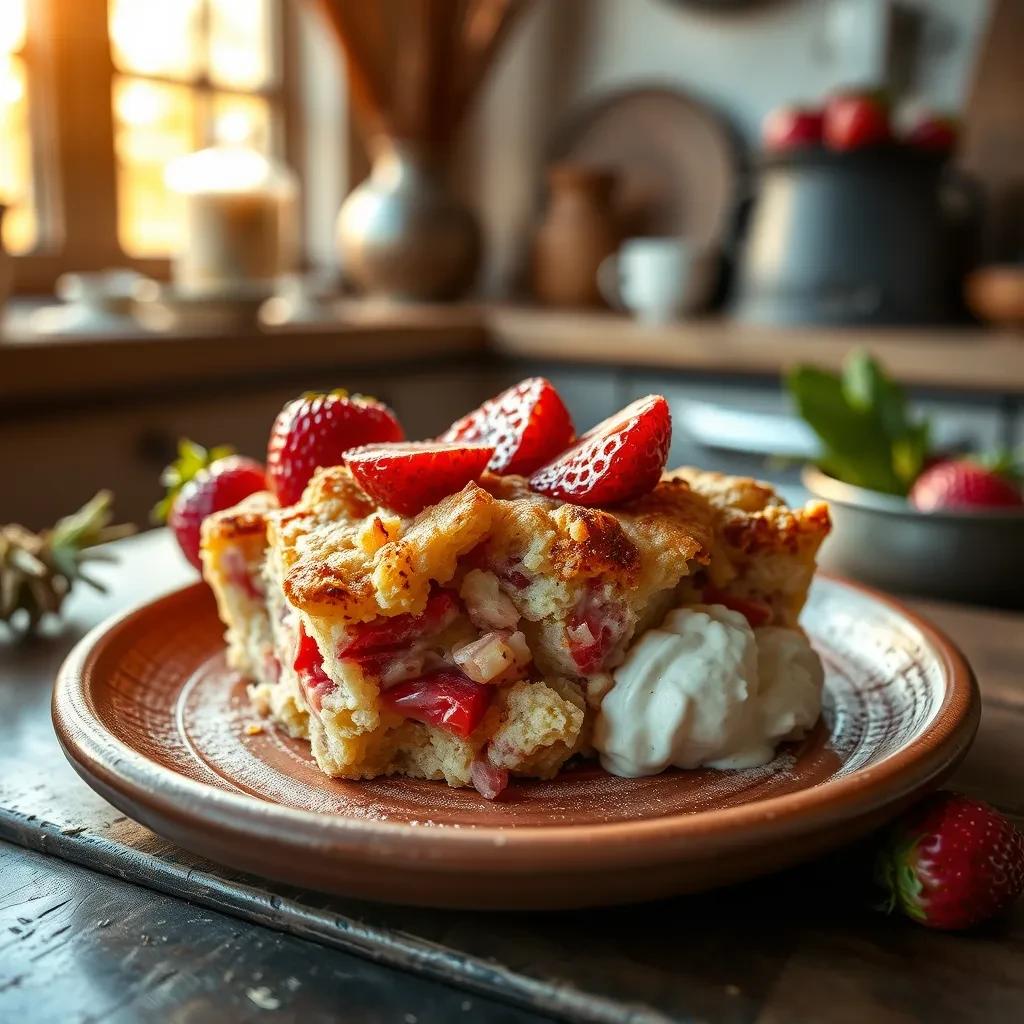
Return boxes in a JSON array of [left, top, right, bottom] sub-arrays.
[[9, 0, 302, 295]]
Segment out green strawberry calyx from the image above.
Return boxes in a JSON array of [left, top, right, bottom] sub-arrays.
[[875, 829, 928, 922], [151, 438, 235, 524]]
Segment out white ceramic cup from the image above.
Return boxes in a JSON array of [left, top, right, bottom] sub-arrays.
[[598, 237, 696, 324]]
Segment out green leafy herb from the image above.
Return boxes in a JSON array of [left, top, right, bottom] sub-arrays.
[[787, 350, 930, 495]]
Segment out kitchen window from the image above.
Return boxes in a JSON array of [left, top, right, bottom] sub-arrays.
[[1, 0, 299, 293]]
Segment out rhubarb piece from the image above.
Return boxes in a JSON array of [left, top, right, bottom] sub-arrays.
[[470, 757, 510, 800], [293, 623, 334, 710], [566, 593, 628, 674], [380, 670, 493, 738], [339, 591, 459, 658]]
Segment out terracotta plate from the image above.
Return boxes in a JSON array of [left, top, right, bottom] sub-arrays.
[[53, 577, 979, 910]]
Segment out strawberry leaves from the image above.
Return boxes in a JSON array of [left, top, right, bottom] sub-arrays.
[[152, 439, 235, 524]]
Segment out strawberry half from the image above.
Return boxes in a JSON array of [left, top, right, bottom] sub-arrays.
[[267, 391, 404, 507], [344, 441, 494, 517], [439, 377, 575, 476], [380, 670, 493, 739], [909, 459, 1023, 512], [529, 395, 671, 506], [166, 454, 267, 570], [876, 791, 1024, 930]]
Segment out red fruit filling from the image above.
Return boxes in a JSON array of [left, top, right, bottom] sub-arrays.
[[566, 593, 627, 674], [380, 670, 493, 739], [293, 624, 335, 711], [336, 591, 459, 681], [439, 377, 575, 476], [702, 587, 774, 628], [222, 548, 261, 601], [340, 591, 458, 656], [470, 757, 510, 801], [499, 562, 532, 590]]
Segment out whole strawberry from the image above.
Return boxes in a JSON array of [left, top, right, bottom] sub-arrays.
[[876, 792, 1024, 930], [267, 391, 404, 507], [910, 459, 1023, 512], [157, 444, 267, 570]]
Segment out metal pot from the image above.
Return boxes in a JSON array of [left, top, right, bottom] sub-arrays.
[[734, 147, 978, 325], [804, 465, 1024, 609]]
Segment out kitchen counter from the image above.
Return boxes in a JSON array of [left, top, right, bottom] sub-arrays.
[[3, 303, 1024, 412], [2, 531, 1023, 1024]]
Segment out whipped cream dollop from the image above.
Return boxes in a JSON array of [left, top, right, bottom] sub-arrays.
[[594, 605, 823, 777]]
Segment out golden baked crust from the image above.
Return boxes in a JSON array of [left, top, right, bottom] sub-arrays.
[[202, 461, 830, 794], [669, 467, 831, 624]]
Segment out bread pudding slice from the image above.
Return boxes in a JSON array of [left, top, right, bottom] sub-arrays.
[[201, 463, 829, 796]]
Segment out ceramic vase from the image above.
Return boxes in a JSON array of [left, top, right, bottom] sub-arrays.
[[337, 138, 481, 301]]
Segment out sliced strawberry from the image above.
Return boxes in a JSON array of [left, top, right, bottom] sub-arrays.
[[380, 670, 493, 739], [339, 591, 459, 659], [702, 587, 774, 628], [294, 624, 334, 711], [267, 391, 404, 507], [439, 377, 575, 476], [529, 395, 671, 506], [344, 441, 494, 517]]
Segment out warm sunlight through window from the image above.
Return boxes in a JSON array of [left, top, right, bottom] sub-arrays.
[[0, 0, 36, 254], [108, 0, 279, 258]]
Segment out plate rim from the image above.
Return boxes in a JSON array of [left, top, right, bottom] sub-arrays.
[[52, 575, 980, 872]]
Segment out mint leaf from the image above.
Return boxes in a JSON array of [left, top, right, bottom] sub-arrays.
[[787, 352, 930, 495]]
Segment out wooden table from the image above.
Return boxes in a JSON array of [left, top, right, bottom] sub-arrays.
[[2, 532, 1023, 1024]]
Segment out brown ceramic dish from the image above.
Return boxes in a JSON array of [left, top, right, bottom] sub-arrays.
[[53, 577, 979, 910]]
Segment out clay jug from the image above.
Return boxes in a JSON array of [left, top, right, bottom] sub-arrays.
[[532, 165, 618, 307]]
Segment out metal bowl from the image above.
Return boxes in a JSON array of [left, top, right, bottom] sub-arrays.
[[803, 465, 1024, 609]]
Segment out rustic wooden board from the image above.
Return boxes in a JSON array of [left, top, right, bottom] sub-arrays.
[[0, 840, 539, 1024], [2, 532, 1023, 1023]]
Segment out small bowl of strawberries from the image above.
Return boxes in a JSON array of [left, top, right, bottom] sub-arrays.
[[793, 352, 1024, 608]]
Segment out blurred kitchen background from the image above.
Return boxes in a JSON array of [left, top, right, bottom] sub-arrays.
[[2, 0, 1023, 605]]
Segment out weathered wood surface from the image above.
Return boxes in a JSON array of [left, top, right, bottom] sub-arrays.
[[0, 840, 538, 1024], [2, 531, 1023, 1024]]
